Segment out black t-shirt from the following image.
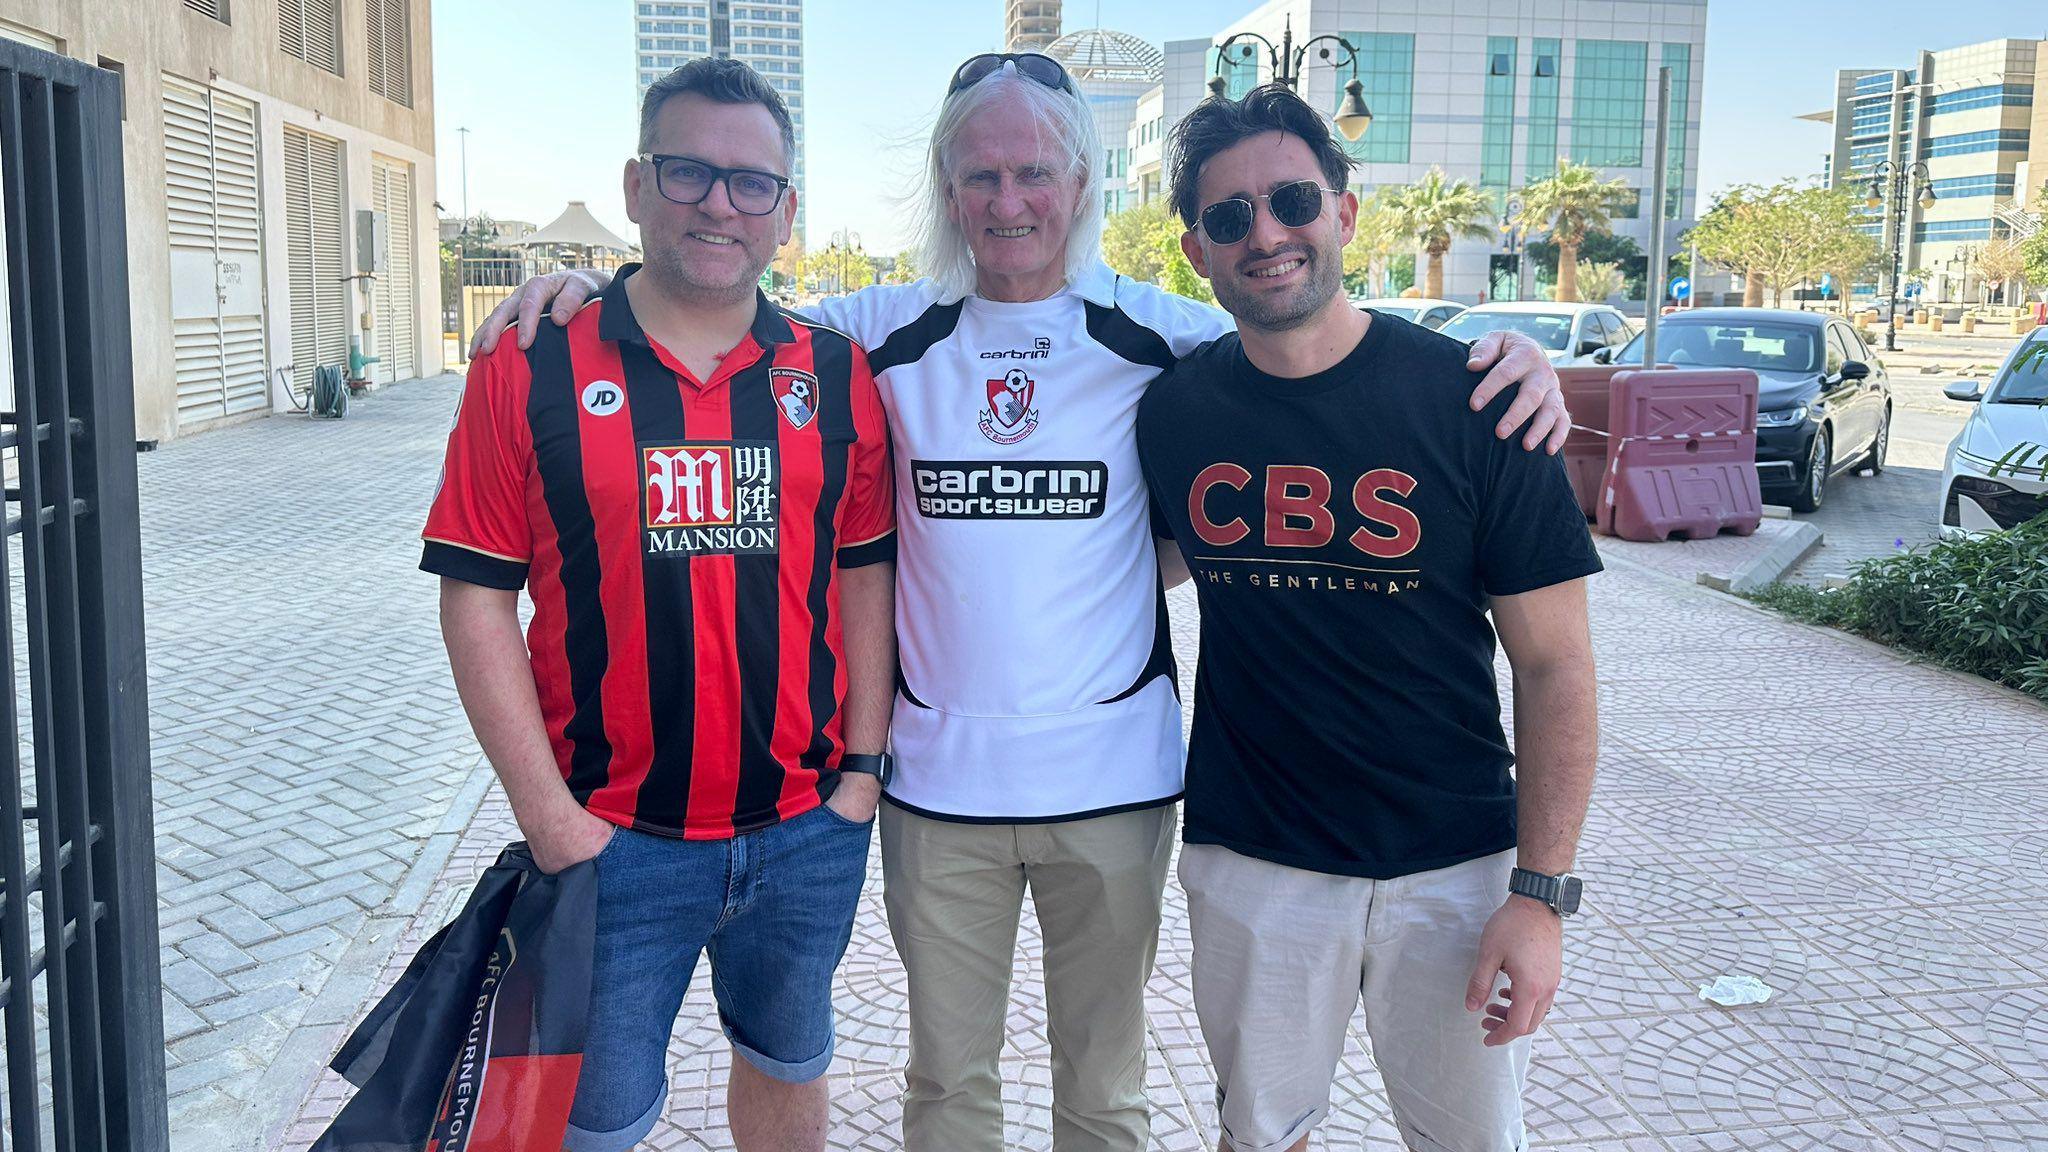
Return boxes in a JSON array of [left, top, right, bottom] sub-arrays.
[[1137, 313, 1602, 879]]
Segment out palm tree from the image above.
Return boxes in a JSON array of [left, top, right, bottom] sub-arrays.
[[1574, 260, 1625, 302], [1515, 159, 1636, 303], [1385, 168, 1496, 299]]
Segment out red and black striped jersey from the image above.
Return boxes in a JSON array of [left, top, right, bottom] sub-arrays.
[[422, 266, 895, 840]]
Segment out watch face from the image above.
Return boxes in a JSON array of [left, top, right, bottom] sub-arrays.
[[1558, 875, 1583, 916]]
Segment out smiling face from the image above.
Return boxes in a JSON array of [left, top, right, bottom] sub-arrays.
[[625, 91, 795, 304], [942, 99, 1084, 302], [1180, 130, 1356, 333]]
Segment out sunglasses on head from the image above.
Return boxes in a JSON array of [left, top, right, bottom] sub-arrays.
[[948, 52, 1076, 96], [1198, 179, 1340, 245]]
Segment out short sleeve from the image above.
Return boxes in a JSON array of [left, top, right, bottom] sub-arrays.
[[835, 343, 897, 569], [421, 350, 535, 590], [1475, 390, 1603, 598]]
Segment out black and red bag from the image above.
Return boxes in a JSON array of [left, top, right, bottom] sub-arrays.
[[313, 843, 595, 1152]]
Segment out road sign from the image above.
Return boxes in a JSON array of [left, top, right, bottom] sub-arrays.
[[1669, 276, 1691, 300], [1820, 273, 1834, 296]]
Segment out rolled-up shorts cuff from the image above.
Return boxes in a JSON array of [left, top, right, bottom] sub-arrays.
[[726, 1023, 835, 1083], [562, 1089, 665, 1152]]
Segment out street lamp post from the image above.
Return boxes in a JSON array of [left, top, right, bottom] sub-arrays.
[[1499, 195, 1527, 302], [1864, 159, 1936, 352], [1209, 16, 1373, 143], [829, 227, 862, 297]]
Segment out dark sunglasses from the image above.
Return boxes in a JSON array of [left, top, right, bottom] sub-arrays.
[[1198, 179, 1340, 245], [637, 154, 791, 215], [948, 52, 1076, 95]]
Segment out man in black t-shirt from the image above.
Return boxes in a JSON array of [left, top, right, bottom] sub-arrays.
[[1137, 86, 1601, 1152]]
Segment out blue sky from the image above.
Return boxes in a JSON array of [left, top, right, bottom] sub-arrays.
[[429, 2, 2046, 254]]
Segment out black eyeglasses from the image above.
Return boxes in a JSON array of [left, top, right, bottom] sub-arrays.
[[948, 52, 1075, 96], [1197, 179, 1340, 245], [637, 154, 791, 215]]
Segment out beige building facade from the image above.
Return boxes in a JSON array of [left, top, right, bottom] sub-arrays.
[[1, 0, 440, 443]]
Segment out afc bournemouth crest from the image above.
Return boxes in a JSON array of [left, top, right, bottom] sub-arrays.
[[770, 367, 819, 430], [978, 368, 1040, 445]]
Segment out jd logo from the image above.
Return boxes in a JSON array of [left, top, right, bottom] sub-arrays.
[[581, 380, 624, 417]]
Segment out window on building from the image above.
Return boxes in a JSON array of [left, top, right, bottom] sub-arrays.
[[279, 0, 343, 76], [1342, 31, 1413, 164], [1660, 42, 1691, 218], [1526, 39, 1561, 174], [182, 0, 230, 22], [1569, 39, 1648, 167], [1207, 43, 1260, 100], [1480, 36, 1516, 198]]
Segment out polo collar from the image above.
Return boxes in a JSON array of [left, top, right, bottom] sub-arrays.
[[597, 261, 794, 348]]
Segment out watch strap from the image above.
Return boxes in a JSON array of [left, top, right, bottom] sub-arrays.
[[838, 753, 892, 785]]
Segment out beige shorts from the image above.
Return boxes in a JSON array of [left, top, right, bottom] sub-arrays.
[[1180, 843, 1529, 1152]]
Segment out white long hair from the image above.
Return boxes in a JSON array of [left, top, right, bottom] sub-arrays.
[[906, 68, 1106, 301]]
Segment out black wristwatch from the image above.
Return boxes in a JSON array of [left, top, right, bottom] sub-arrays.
[[1509, 867, 1583, 917], [838, 753, 893, 788]]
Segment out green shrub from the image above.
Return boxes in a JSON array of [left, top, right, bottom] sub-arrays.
[[1747, 514, 2048, 703]]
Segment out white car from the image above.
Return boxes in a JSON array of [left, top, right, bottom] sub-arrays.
[[1351, 297, 1465, 330], [1939, 328, 2048, 536], [1436, 301, 1636, 364]]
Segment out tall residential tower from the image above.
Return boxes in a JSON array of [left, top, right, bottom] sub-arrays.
[[636, 0, 807, 243]]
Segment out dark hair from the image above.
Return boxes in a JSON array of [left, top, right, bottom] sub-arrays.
[[1167, 83, 1357, 228], [639, 57, 797, 172]]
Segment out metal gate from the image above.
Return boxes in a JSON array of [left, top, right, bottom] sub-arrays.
[[0, 42, 167, 1152]]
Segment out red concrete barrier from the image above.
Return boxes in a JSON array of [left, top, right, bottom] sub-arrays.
[[1598, 368, 1763, 542], [1558, 366, 1623, 520]]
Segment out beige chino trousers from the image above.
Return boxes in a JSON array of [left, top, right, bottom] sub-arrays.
[[879, 800, 1175, 1152]]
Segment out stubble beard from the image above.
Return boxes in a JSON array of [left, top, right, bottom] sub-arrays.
[[641, 234, 767, 308], [1215, 245, 1344, 334]]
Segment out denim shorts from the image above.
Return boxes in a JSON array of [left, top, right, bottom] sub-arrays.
[[562, 800, 873, 1152]]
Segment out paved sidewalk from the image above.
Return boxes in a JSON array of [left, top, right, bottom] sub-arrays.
[[138, 376, 491, 1152], [276, 503, 2048, 1149]]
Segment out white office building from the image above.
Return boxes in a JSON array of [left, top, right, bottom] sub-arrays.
[[1803, 38, 2047, 304], [1126, 0, 1708, 303]]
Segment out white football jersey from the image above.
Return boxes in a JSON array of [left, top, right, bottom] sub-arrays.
[[811, 261, 1228, 820]]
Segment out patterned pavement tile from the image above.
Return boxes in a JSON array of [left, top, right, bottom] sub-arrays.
[[1866, 1102, 2048, 1151], [1736, 999, 2038, 1115], [1660, 1120, 1884, 1150], [1770, 908, 2040, 1000], [1580, 787, 1803, 857], [1574, 852, 1763, 928], [1553, 922, 1707, 1022], [1641, 744, 1988, 798], [1897, 985, 2048, 1090], [1733, 782, 2048, 848], [1628, 916, 1829, 1008], [1607, 705, 2045, 755], [1554, 1013, 1847, 1135]]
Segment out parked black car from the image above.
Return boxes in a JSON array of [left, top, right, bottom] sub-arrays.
[[1599, 308, 1892, 512]]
